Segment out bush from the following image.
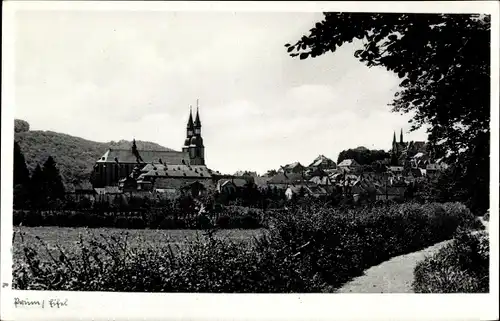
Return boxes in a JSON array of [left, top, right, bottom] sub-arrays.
[[13, 201, 478, 292], [412, 230, 489, 293]]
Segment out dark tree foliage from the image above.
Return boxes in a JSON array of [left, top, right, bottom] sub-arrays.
[[265, 169, 278, 177], [42, 156, 66, 206], [14, 142, 30, 186], [14, 119, 30, 133], [13, 142, 31, 208], [337, 147, 389, 165], [29, 165, 46, 208], [286, 13, 490, 214]]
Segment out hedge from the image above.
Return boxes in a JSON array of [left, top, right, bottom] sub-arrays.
[[13, 202, 479, 292], [412, 229, 489, 293]]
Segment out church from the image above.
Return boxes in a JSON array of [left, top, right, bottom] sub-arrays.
[[390, 129, 429, 167], [91, 105, 208, 189]]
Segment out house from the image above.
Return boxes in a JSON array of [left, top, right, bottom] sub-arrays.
[[181, 181, 208, 198], [267, 172, 306, 189], [337, 159, 360, 170], [308, 155, 336, 171], [279, 162, 306, 174], [253, 176, 272, 191], [94, 186, 123, 204], [285, 184, 327, 200], [66, 181, 96, 202], [217, 180, 237, 195]]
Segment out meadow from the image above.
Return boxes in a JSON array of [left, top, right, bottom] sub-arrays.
[[12, 227, 264, 260]]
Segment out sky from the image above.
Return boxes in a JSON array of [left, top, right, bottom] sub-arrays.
[[14, 10, 429, 175]]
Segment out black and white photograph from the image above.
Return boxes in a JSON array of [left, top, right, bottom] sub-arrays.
[[1, 1, 499, 320]]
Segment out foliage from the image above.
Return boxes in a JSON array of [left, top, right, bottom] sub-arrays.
[[14, 119, 30, 133], [337, 147, 389, 165], [14, 142, 31, 208], [413, 230, 489, 293], [265, 169, 278, 177], [42, 156, 66, 207], [286, 13, 490, 215], [13, 205, 265, 230], [13, 202, 477, 292], [14, 130, 173, 187]]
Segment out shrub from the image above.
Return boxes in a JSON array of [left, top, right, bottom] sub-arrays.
[[483, 210, 490, 222], [13, 201, 477, 292], [412, 230, 489, 293]]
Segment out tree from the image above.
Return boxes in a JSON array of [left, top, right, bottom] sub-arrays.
[[337, 147, 389, 165], [30, 164, 46, 209], [14, 119, 30, 133], [42, 156, 66, 207], [265, 169, 278, 177], [286, 13, 490, 214], [14, 142, 31, 209]]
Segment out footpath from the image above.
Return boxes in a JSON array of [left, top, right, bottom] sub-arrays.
[[336, 217, 488, 293]]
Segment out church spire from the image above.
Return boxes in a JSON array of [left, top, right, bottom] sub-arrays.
[[393, 131, 396, 144], [400, 129, 403, 143], [187, 106, 194, 130], [194, 99, 201, 128]]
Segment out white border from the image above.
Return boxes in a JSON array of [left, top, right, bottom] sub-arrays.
[[1, 2, 499, 321]]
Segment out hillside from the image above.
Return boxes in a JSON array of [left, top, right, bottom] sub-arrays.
[[15, 129, 174, 187]]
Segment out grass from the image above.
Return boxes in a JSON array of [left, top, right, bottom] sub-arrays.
[[12, 227, 265, 261], [412, 229, 489, 293]]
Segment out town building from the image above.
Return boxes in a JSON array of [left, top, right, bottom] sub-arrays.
[[91, 106, 206, 188]]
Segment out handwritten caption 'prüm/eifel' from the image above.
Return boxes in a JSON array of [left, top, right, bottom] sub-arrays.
[[14, 298, 68, 309]]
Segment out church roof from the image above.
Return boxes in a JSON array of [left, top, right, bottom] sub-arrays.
[[97, 149, 190, 165], [140, 164, 212, 179]]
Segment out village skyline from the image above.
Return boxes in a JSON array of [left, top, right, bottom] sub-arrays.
[[14, 10, 429, 174]]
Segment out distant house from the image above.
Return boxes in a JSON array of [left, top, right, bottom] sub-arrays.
[[308, 155, 337, 171], [216, 177, 252, 195], [181, 181, 208, 198], [268, 172, 305, 189], [253, 176, 272, 191], [67, 181, 96, 202], [279, 162, 306, 174], [337, 159, 360, 170], [217, 180, 237, 194], [285, 184, 327, 200]]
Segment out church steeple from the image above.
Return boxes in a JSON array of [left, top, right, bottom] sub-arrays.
[[393, 131, 396, 144], [194, 99, 202, 135], [184, 106, 194, 148], [400, 129, 404, 143], [187, 106, 194, 134]]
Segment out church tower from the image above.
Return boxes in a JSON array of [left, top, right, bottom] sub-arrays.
[[182, 106, 194, 154], [185, 100, 205, 165], [392, 131, 397, 152], [400, 129, 404, 144]]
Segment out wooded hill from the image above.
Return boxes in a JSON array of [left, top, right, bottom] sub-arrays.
[[14, 120, 173, 187]]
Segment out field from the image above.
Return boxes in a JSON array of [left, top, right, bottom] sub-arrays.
[[12, 226, 265, 262]]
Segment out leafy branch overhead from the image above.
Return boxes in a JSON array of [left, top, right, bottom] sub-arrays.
[[286, 12, 490, 214], [285, 13, 490, 159]]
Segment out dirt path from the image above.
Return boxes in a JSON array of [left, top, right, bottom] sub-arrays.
[[336, 240, 452, 293], [336, 217, 488, 293]]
